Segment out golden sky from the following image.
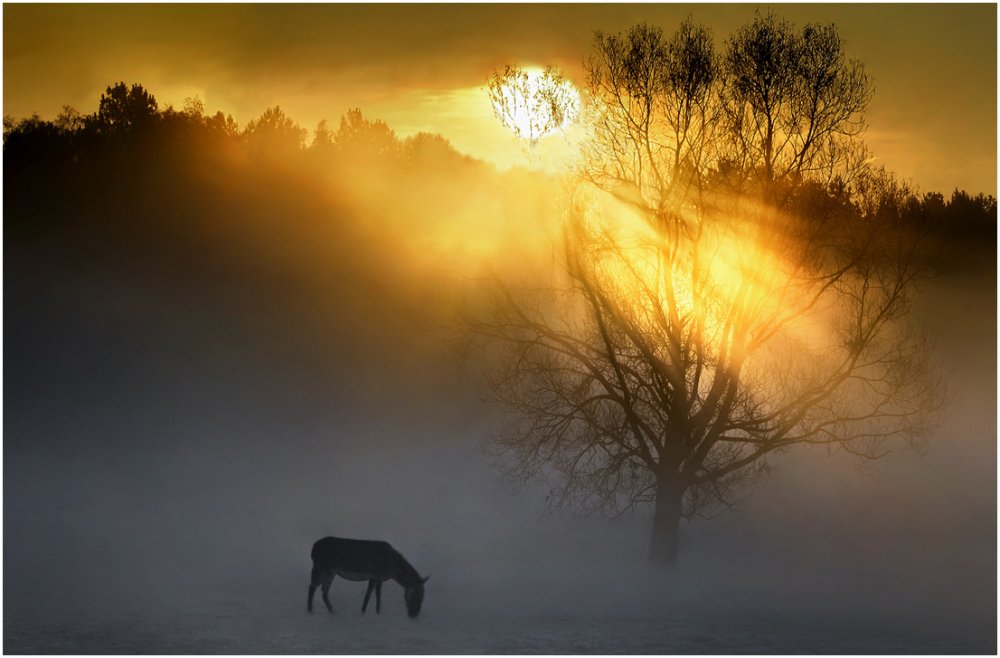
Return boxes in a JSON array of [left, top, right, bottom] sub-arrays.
[[4, 3, 996, 194]]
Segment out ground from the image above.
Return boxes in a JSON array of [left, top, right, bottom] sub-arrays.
[[4, 256, 995, 654]]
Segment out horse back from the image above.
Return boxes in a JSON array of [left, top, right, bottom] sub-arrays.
[[311, 536, 399, 574]]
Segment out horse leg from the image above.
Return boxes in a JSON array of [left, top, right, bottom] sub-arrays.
[[307, 566, 322, 613], [375, 580, 383, 614], [321, 573, 335, 613], [362, 580, 375, 613]]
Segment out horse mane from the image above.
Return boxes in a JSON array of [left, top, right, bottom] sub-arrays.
[[392, 548, 423, 587]]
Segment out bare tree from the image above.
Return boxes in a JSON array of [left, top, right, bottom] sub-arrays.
[[472, 16, 939, 565], [723, 13, 873, 200], [581, 20, 724, 216]]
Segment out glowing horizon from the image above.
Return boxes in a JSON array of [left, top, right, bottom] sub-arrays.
[[4, 4, 995, 195]]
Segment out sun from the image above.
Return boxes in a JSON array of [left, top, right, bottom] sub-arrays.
[[487, 65, 580, 145]]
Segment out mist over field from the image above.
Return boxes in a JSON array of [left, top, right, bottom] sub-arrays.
[[4, 3, 998, 650], [4, 108, 995, 653]]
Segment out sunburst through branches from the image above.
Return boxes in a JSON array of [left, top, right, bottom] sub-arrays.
[[487, 65, 580, 145]]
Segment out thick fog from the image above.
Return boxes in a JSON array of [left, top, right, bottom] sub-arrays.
[[4, 136, 995, 653]]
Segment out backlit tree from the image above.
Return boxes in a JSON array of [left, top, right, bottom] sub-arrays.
[[474, 15, 939, 564]]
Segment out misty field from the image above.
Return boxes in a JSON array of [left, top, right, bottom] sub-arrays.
[[4, 265, 995, 653], [3, 572, 988, 654], [4, 15, 996, 647]]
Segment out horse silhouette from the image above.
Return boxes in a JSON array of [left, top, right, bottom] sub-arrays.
[[307, 536, 429, 618]]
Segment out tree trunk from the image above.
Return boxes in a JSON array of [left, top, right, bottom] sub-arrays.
[[649, 475, 684, 565]]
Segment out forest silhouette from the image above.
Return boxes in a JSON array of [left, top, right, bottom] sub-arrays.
[[5, 81, 994, 278], [4, 83, 555, 388]]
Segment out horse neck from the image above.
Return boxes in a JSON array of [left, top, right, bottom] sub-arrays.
[[391, 553, 421, 588]]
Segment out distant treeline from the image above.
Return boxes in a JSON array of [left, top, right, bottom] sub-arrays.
[[2, 82, 554, 358], [4, 82, 996, 272], [3, 82, 485, 232], [3, 82, 475, 169], [3, 84, 524, 423], [3, 83, 506, 280]]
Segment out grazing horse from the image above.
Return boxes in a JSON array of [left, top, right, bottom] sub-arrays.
[[307, 536, 429, 618]]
